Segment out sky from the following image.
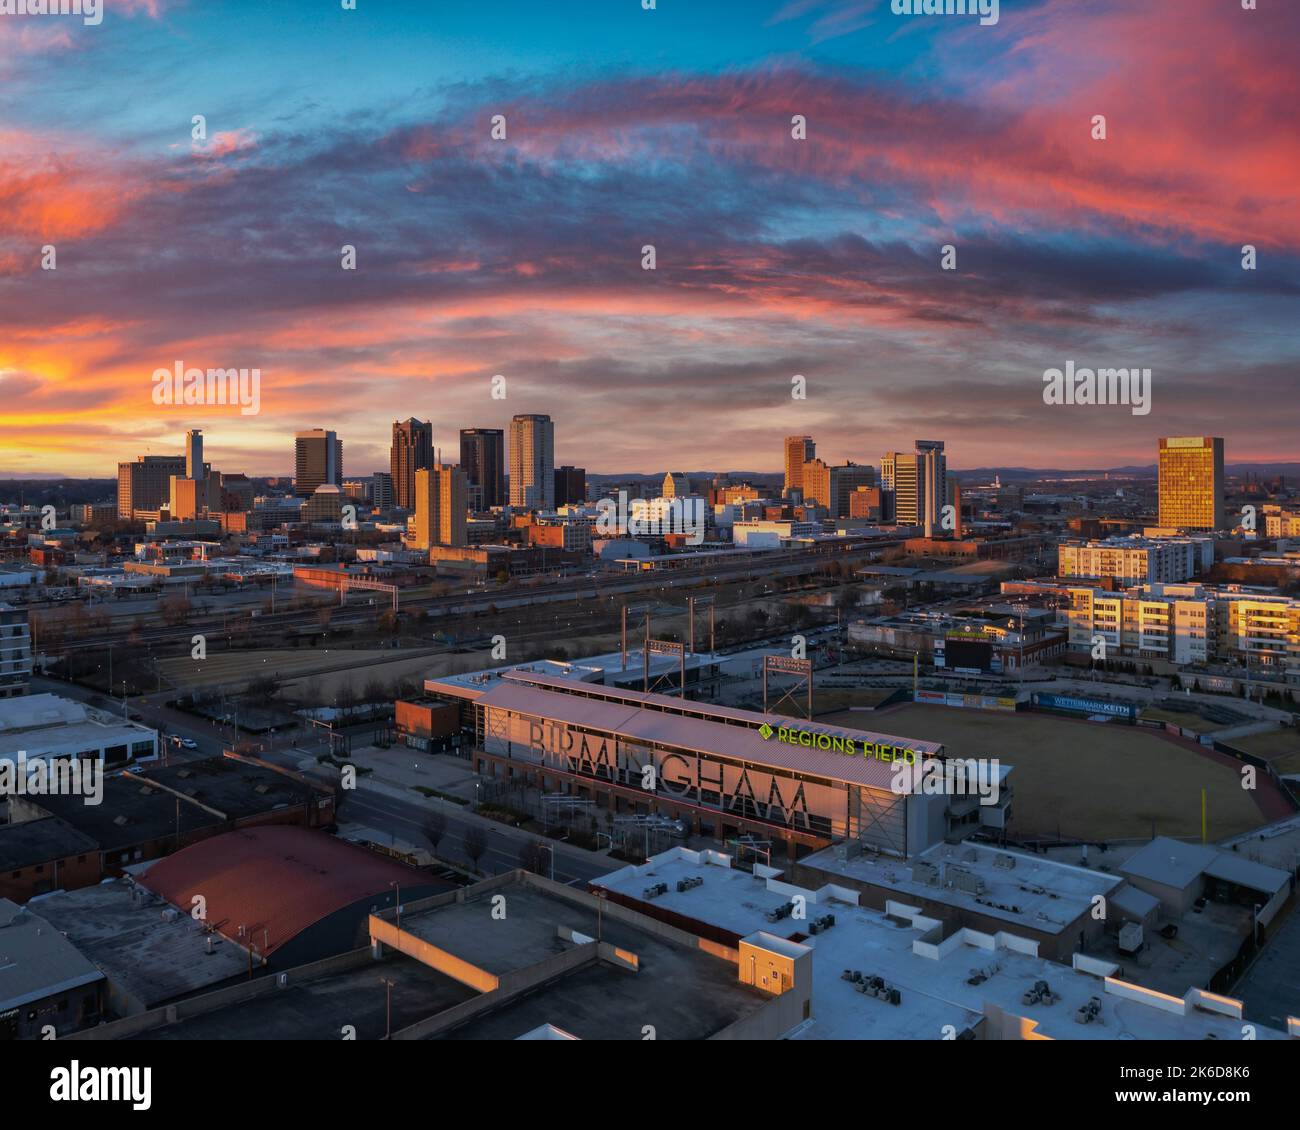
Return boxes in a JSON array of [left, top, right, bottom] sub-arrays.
[[0, 0, 1296, 479]]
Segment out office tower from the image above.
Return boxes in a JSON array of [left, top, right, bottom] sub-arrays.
[[800, 459, 831, 510], [370, 472, 395, 510], [294, 430, 342, 497], [390, 418, 433, 511], [848, 486, 882, 521], [185, 429, 203, 479], [414, 464, 468, 549], [880, 452, 918, 525], [783, 436, 815, 497], [917, 440, 946, 538], [555, 466, 587, 506], [460, 428, 506, 511], [662, 472, 691, 498], [1158, 437, 1225, 530], [831, 462, 875, 519], [882, 442, 946, 531], [509, 414, 555, 510], [117, 455, 186, 518], [169, 477, 205, 521]]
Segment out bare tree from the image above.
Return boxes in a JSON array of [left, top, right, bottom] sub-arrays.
[[423, 811, 448, 853], [462, 824, 488, 873]]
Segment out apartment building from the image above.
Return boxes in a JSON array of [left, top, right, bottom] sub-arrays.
[[0, 603, 32, 698], [1067, 583, 1298, 680], [1058, 536, 1213, 586]]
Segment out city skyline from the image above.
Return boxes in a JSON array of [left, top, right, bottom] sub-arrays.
[[1, 0, 1297, 477]]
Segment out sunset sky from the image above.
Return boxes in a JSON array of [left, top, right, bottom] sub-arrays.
[[0, 0, 1296, 479]]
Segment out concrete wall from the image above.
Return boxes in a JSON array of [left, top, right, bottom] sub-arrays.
[[65, 946, 377, 1040]]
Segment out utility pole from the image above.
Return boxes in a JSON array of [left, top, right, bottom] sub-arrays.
[[380, 976, 396, 1040]]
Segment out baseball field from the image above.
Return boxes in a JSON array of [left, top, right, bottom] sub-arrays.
[[817, 702, 1270, 842]]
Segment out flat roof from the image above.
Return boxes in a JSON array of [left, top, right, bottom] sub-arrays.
[[473, 678, 941, 792], [130, 756, 322, 821], [30, 880, 249, 1008], [1120, 837, 1222, 891], [29, 775, 226, 852], [0, 898, 104, 1013], [421, 882, 769, 1041], [128, 952, 475, 1040], [592, 849, 1293, 1041], [0, 817, 99, 870], [799, 840, 1122, 935]]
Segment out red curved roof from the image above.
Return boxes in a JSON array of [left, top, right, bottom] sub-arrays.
[[139, 826, 425, 955]]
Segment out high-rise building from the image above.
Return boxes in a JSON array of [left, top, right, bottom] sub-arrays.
[[831, 463, 875, 519], [371, 472, 395, 510], [881, 442, 946, 531], [117, 455, 186, 518], [414, 464, 468, 549], [460, 428, 506, 511], [917, 440, 946, 538], [555, 466, 587, 506], [185, 429, 204, 479], [662, 472, 691, 498], [294, 430, 342, 497], [1158, 437, 1225, 531], [783, 436, 815, 498], [509, 414, 555, 510], [800, 459, 831, 511], [390, 418, 433, 511]]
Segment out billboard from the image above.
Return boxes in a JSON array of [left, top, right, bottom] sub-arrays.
[[1030, 692, 1138, 722]]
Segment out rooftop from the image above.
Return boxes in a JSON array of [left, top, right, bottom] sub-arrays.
[[30, 880, 249, 1009], [799, 840, 1124, 936], [459, 672, 944, 792], [0, 898, 104, 1013], [592, 848, 1294, 1041], [0, 816, 99, 871], [137, 826, 450, 956], [1122, 836, 1291, 897]]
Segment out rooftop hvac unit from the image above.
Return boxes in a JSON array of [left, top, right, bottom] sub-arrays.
[[160, 908, 179, 923], [1074, 996, 1102, 1025], [277, 973, 289, 988]]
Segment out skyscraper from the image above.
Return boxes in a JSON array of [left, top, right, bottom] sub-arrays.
[[294, 429, 342, 497], [555, 466, 587, 506], [662, 472, 691, 498], [413, 464, 468, 549], [881, 442, 946, 530], [117, 455, 186, 518], [783, 436, 815, 498], [509, 414, 555, 510], [1158, 436, 1225, 530], [390, 418, 433, 511], [460, 428, 505, 510], [916, 439, 946, 537], [371, 471, 395, 510], [185, 429, 204, 479]]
